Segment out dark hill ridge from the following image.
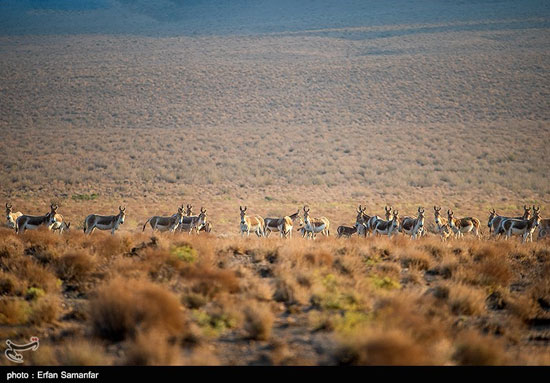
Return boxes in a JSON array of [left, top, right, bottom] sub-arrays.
[[1, 0, 549, 36]]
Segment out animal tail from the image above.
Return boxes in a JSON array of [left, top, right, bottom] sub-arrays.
[[142, 217, 151, 232], [83, 217, 88, 233]]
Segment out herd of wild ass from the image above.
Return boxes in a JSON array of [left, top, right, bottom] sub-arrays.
[[4, 202, 548, 243]]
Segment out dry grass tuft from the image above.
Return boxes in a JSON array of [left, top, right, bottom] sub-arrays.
[[56, 250, 97, 283], [452, 333, 511, 365], [335, 328, 438, 365], [448, 284, 486, 316], [89, 278, 185, 342], [124, 330, 180, 366], [243, 303, 275, 341]]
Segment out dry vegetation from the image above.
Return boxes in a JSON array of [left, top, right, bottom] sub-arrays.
[[0, 4, 549, 365], [0, 22, 549, 236], [0, 228, 549, 365]]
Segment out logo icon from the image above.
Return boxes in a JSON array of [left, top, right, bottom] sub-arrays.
[[5, 337, 39, 363]]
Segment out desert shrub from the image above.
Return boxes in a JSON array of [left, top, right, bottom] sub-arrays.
[[29, 295, 60, 325], [0, 299, 30, 325], [448, 284, 486, 316], [2, 256, 60, 294], [25, 287, 46, 300], [89, 278, 185, 342], [399, 249, 433, 271], [124, 331, 180, 366], [272, 278, 300, 306], [192, 307, 240, 338], [474, 257, 513, 287], [171, 245, 197, 263], [181, 265, 239, 299], [56, 340, 109, 366], [56, 251, 96, 283], [244, 303, 275, 341], [369, 275, 401, 290], [0, 271, 25, 296], [452, 333, 511, 365], [335, 329, 437, 365], [0, 234, 24, 258]]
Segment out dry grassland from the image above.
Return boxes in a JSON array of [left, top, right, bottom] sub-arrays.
[[0, 229, 549, 365]]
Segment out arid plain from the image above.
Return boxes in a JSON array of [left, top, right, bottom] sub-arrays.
[[1, 7, 550, 365]]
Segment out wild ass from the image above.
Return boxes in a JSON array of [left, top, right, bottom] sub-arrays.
[[47, 204, 65, 231], [15, 205, 58, 234], [433, 206, 448, 234], [355, 205, 370, 237], [439, 224, 453, 242], [5, 203, 23, 229], [488, 205, 530, 236], [502, 206, 541, 243], [373, 210, 400, 238], [83, 206, 126, 235], [400, 207, 425, 239], [239, 206, 265, 237], [299, 206, 330, 239], [337, 224, 358, 238], [143, 206, 184, 233], [447, 210, 481, 238], [52, 221, 71, 234], [178, 207, 208, 234], [365, 206, 393, 234], [366, 206, 393, 236], [264, 210, 300, 238]]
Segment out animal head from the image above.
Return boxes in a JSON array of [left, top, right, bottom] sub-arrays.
[[186, 204, 193, 216], [48, 204, 59, 225], [392, 210, 400, 226], [523, 205, 531, 220], [6, 203, 12, 214], [488, 208, 497, 227], [197, 207, 207, 228], [176, 206, 184, 222], [356, 205, 367, 223], [118, 206, 126, 224], [434, 206, 444, 225], [532, 206, 541, 226], [239, 206, 247, 222], [417, 207, 425, 220], [303, 206, 311, 223], [447, 209, 454, 221], [384, 206, 392, 220]]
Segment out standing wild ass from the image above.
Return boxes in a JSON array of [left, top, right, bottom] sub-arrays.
[[264, 209, 300, 238], [143, 206, 184, 232], [502, 206, 541, 243], [447, 210, 481, 238], [401, 207, 426, 239], [83, 206, 126, 235], [373, 210, 400, 238], [299, 206, 330, 239], [239, 206, 265, 237], [365, 206, 393, 236], [433, 206, 448, 235], [178, 207, 208, 234], [15, 204, 58, 234], [6, 203, 23, 229], [488, 205, 531, 236]]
